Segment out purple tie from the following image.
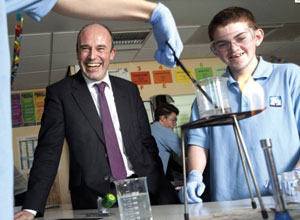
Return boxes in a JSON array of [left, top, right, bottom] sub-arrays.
[[95, 82, 127, 180]]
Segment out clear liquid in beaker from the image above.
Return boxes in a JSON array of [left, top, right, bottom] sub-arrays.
[[196, 77, 231, 119], [114, 177, 153, 220], [118, 192, 152, 220]]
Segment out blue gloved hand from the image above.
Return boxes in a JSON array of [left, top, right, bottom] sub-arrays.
[[178, 170, 205, 203], [148, 3, 183, 68]]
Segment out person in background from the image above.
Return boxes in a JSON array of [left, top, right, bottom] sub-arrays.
[[15, 23, 179, 220], [179, 6, 300, 203], [151, 103, 181, 174], [2, 1, 182, 219]]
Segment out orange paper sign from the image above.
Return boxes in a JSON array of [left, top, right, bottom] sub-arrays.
[[152, 70, 173, 84], [130, 71, 151, 85]]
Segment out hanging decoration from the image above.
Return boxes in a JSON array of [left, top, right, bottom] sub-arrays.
[[11, 13, 24, 87]]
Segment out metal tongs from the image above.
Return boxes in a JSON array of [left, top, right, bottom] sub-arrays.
[[166, 42, 218, 109]]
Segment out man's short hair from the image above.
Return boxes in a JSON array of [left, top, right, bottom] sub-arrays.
[[208, 7, 258, 41], [154, 103, 179, 121], [76, 23, 114, 53]]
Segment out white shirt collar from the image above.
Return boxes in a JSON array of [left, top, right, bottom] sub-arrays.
[[81, 71, 112, 90]]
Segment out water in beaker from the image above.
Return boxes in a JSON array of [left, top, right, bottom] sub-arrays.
[[114, 177, 153, 220]]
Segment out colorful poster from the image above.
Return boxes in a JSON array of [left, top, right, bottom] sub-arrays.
[[174, 68, 194, 83], [152, 70, 173, 84], [108, 68, 131, 81], [21, 92, 36, 126], [34, 90, 46, 124], [194, 67, 213, 80], [11, 93, 23, 127], [215, 66, 227, 77], [130, 71, 151, 85]]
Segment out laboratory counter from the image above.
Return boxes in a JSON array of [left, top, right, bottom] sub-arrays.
[[33, 196, 300, 220]]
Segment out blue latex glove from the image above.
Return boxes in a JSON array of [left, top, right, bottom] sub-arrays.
[[148, 3, 183, 68], [178, 170, 205, 203]]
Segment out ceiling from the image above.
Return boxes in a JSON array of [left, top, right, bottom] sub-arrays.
[[7, 0, 300, 91]]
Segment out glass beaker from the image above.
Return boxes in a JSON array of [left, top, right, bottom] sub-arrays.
[[281, 171, 300, 206], [114, 177, 153, 220], [195, 77, 231, 119]]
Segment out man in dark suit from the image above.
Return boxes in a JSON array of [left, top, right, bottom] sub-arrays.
[[19, 23, 178, 218]]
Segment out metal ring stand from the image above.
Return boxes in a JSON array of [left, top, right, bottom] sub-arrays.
[[180, 108, 268, 220]]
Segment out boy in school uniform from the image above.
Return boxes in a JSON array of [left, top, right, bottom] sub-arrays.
[[179, 7, 300, 203]]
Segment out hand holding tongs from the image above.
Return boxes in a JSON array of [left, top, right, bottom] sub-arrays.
[[166, 41, 218, 108]]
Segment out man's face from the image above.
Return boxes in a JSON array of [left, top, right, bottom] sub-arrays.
[[211, 22, 263, 77], [160, 112, 177, 130], [77, 24, 116, 81]]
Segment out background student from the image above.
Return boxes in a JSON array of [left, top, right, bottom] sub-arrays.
[[151, 103, 182, 174]]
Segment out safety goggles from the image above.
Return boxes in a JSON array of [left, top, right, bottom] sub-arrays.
[[210, 28, 255, 53]]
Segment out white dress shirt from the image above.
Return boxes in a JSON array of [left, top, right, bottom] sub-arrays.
[[82, 72, 134, 177]]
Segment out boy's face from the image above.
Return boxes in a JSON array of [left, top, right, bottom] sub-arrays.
[[160, 112, 177, 130], [211, 22, 264, 77]]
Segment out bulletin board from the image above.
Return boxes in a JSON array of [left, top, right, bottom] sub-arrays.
[[11, 90, 46, 128]]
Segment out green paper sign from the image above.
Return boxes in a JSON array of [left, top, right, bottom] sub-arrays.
[[194, 67, 213, 80], [21, 92, 36, 126]]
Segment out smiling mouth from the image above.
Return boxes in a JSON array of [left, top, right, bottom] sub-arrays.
[[230, 52, 245, 59], [87, 63, 101, 67]]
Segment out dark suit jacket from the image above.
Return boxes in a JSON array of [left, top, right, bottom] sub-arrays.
[[23, 71, 177, 215]]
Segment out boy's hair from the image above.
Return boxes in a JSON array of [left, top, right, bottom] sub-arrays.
[[208, 7, 258, 41], [154, 103, 179, 122]]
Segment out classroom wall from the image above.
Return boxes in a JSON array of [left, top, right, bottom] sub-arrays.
[[108, 57, 226, 100], [12, 57, 225, 206]]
